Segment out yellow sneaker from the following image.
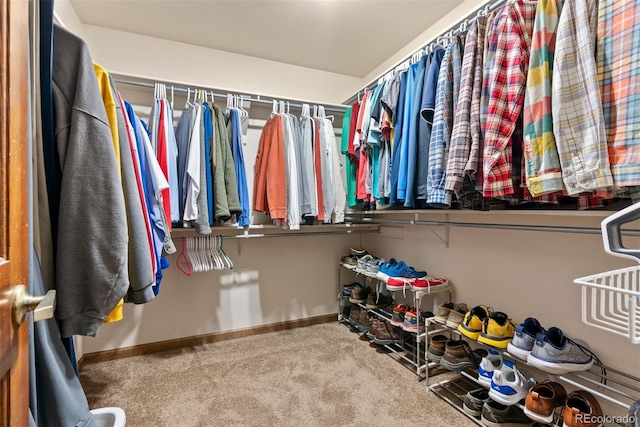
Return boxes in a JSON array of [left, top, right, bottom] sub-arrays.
[[458, 305, 492, 340], [477, 312, 516, 348]]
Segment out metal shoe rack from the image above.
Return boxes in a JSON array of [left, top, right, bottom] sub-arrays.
[[337, 262, 452, 381], [424, 319, 640, 426]]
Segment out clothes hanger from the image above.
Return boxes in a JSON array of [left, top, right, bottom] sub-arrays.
[[218, 236, 233, 270], [271, 100, 278, 117], [176, 237, 193, 277]]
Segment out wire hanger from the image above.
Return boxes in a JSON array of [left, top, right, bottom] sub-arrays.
[[177, 237, 193, 276]]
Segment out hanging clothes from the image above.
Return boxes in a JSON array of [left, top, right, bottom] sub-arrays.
[[51, 24, 129, 337], [229, 109, 251, 227], [211, 104, 241, 221], [299, 108, 319, 216], [253, 114, 287, 221], [202, 102, 215, 225], [175, 101, 195, 224]]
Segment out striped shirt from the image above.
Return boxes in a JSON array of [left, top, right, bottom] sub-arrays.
[[597, 0, 640, 187], [553, 0, 613, 195], [482, 0, 537, 198], [523, 0, 564, 197]]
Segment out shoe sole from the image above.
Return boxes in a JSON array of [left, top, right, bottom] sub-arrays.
[[386, 284, 405, 291], [523, 406, 554, 424], [445, 320, 463, 329], [373, 338, 403, 345], [488, 388, 527, 406], [477, 334, 512, 348], [426, 352, 444, 363], [477, 375, 491, 388], [349, 298, 366, 304], [506, 343, 531, 361], [376, 272, 390, 282], [439, 359, 472, 370], [480, 415, 533, 427], [402, 324, 422, 333], [458, 324, 482, 340], [526, 354, 594, 375], [463, 403, 482, 417]]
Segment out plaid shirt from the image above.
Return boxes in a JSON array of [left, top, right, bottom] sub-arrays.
[[553, 0, 613, 195], [427, 36, 464, 207], [482, 0, 537, 198], [597, 0, 640, 187], [445, 18, 487, 204], [523, 0, 565, 197]]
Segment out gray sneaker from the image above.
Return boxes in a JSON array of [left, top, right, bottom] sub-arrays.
[[481, 400, 533, 426], [527, 327, 594, 374], [507, 317, 545, 361], [445, 303, 468, 329], [463, 388, 490, 417]]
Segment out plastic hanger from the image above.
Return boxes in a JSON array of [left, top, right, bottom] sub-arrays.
[[176, 237, 193, 276]]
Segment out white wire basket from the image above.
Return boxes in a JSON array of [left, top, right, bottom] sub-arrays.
[[574, 265, 640, 344]]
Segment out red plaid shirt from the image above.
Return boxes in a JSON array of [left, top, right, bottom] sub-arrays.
[[482, 0, 537, 198]]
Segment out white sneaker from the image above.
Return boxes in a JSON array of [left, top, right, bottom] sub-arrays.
[[489, 360, 536, 406], [478, 348, 502, 388]]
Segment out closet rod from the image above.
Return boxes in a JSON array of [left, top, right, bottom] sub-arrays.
[[344, 0, 507, 104], [344, 216, 640, 237], [225, 229, 379, 239], [113, 78, 348, 114]]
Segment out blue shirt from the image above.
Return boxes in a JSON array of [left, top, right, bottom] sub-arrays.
[[230, 110, 251, 226], [389, 70, 408, 206]]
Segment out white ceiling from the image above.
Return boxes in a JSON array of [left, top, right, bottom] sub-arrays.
[[69, 0, 464, 78]]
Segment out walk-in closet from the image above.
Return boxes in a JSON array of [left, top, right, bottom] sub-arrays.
[[2, 0, 639, 426]]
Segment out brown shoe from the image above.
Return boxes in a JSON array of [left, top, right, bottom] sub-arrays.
[[440, 340, 486, 370], [349, 286, 371, 304], [357, 309, 373, 333], [348, 305, 361, 326], [525, 381, 567, 424], [366, 319, 382, 339], [426, 334, 450, 362], [562, 390, 603, 427], [373, 321, 403, 345]]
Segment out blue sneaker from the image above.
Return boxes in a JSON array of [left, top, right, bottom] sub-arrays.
[[376, 258, 397, 282], [386, 260, 427, 279]]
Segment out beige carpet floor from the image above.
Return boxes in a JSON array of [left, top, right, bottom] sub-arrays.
[[79, 322, 478, 427]]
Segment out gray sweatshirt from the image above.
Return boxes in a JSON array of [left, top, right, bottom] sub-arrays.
[[52, 25, 129, 337]]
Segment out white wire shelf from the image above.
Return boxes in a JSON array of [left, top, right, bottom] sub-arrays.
[[574, 265, 640, 344]]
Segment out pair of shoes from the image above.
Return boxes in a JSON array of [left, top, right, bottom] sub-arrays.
[[488, 360, 536, 406], [364, 292, 394, 309], [526, 326, 596, 374], [377, 259, 427, 281], [340, 282, 360, 299], [524, 380, 567, 424], [349, 286, 372, 304], [477, 311, 517, 348], [458, 305, 493, 340], [434, 302, 468, 328], [440, 339, 487, 371], [402, 308, 433, 332], [376, 258, 397, 282], [350, 246, 368, 258], [409, 276, 448, 292], [372, 320, 404, 345], [348, 304, 361, 327], [390, 304, 410, 326]]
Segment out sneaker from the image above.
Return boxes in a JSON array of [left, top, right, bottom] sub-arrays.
[[376, 258, 397, 282], [340, 255, 358, 268], [562, 390, 603, 427], [524, 381, 567, 424], [348, 304, 361, 327], [409, 276, 449, 292], [478, 348, 502, 388], [386, 277, 410, 292], [489, 360, 536, 406], [434, 302, 455, 324], [365, 258, 385, 274], [373, 320, 404, 345], [440, 340, 487, 371], [365, 292, 393, 309], [350, 246, 368, 258], [349, 286, 371, 304], [445, 303, 469, 329], [426, 334, 450, 362], [402, 308, 423, 332], [477, 311, 516, 348], [357, 254, 374, 271], [507, 318, 545, 361], [481, 400, 534, 427], [341, 282, 361, 298], [386, 260, 427, 279], [458, 305, 493, 340], [390, 304, 410, 326], [463, 388, 490, 417], [527, 327, 595, 375]]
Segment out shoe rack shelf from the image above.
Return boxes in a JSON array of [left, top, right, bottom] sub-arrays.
[[337, 263, 452, 382], [424, 319, 640, 427]]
